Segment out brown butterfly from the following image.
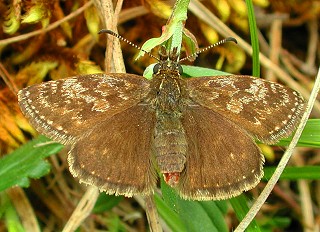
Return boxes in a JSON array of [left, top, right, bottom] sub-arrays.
[[18, 33, 305, 201]]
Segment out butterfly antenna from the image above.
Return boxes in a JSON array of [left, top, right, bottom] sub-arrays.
[[99, 29, 160, 61], [179, 37, 237, 62]]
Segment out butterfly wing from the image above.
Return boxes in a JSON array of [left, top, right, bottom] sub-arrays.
[[179, 106, 264, 201], [18, 74, 150, 144], [68, 104, 158, 196], [186, 75, 305, 143]]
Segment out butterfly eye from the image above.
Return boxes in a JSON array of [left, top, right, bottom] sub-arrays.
[[153, 63, 160, 74], [178, 64, 183, 74]]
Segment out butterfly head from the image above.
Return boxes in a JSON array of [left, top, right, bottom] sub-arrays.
[[153, 46, 183, 75]]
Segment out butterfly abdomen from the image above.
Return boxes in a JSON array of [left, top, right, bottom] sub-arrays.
[[154, 113, 187, 186]]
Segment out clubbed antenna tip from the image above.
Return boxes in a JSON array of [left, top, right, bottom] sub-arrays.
[[98, 29, 113, 35], [226, 37, 237, 44]]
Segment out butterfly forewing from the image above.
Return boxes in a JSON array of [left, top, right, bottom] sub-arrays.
[[68, 104, 158, 196], [186, 75, 305, 143], [179, 106, 264, 200], [18, 74, 150, 144]]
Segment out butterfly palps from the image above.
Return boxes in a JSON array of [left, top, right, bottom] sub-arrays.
[[18, 46, 305, 200]]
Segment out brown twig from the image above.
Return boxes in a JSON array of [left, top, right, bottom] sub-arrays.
[[292, 151, 316, 232], [94, 0, 125, 73], [145, 196, 163, 232], [6, 187, 41, 232], [266, 18, 282, 82], [62, 186, 100, 232], [0, 63, 19, 95]]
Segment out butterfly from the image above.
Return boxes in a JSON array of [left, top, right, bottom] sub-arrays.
[[18, 38, 305, 201]]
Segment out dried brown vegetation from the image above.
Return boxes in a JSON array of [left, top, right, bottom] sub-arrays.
[[0, 0, 319, 231]]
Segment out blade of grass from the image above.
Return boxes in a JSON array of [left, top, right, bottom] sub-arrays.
[[245, 0, 260, 77]]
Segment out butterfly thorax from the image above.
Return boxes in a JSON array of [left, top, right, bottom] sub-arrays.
[[149, 46, 187, 112], [153, 71, 184, 112], [149, 47, 188, 187]]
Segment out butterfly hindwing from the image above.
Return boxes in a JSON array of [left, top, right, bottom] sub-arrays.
[[179, 105, 264, 200], [18, 74, 150, 144], [68, 104, 158, 196], [185, 75, 305, 143]]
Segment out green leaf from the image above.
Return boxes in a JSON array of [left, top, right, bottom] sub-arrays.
[[0, 192, 25, 232], [160, 178, 228, 232], [0, 136, 63, 191], [175, 200, 221, 232], [92, 194, 123, 213], [106, 213, 127, 232], [156, 179, 186, 232], [181, 65, 231, 77], [263, 166, 320, 180], [154, 194, 186, 232], [138, 0, 190, 59], [276, 119, 320, 147], [198, 201, 228, 232], [229, 195, 261, 232], [261, 216, 291, 230]]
